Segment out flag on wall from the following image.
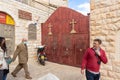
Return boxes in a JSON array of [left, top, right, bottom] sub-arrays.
[[0, 12, 6, 24], [0, 12, 15, 25], [6, 15, 15, 25]]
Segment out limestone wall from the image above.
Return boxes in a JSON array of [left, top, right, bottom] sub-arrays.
[[90, 0, 120, 80], [30, 0, 68, 16], [33, 0, 68, 7]]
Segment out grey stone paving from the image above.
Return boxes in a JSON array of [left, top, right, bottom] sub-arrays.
[[7, 59, 85, 80]]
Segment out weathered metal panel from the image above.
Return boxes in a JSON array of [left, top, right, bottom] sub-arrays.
[[41, 7, 89, 67]]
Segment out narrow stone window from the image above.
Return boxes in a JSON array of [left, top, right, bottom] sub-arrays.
[[28, 24, 37, 40]]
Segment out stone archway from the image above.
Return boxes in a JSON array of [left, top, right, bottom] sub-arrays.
[[0, 11, 15, 55]]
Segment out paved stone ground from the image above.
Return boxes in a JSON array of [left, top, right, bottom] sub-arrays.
[[7, 59, 86, 80]]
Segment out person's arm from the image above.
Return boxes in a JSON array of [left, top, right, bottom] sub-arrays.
[[99, 50, 108, 64], [81, 49, 89, 69], [81, 48, 89, 74], [12, 46, 21, 61]]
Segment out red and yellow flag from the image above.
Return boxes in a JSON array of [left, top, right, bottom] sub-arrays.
[[0, 12, 15, 25]]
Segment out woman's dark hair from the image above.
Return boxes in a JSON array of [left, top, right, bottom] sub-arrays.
[[0, 37, 7, 53], [94, 39, 102, 44], [0, 37, 4, 46]]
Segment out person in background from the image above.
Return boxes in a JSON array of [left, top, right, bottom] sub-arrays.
[[11, 38, 32, 79], [81, 39, 108, 80], [0, 37, 9, 80]]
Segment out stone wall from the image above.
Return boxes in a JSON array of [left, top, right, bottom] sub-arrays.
[[30, 0, 68, 16], [90, 0, 120, 80]]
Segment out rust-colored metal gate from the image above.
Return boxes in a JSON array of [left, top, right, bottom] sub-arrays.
[[41, 7, 89, 67]]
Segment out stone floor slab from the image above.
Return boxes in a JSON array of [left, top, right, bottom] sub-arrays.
[[7, 60, 85, 80]]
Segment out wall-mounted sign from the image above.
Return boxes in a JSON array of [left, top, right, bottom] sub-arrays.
[[28, 24, 37, 40], [18, 10, 32, 20], [6, 15, 15, 25], [0, 12, 6, 24], [0, 12, 15, 25]]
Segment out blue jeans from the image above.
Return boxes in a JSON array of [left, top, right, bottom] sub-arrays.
[[0, 70, 4, 80], [86, 70, 100, 80], [3, 69, 9, 80], [3, 73, 7, 80]]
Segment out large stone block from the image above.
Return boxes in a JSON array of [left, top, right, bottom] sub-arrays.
[[95, 36, 106, 41], [90, 20, 96, 26], [109, 53, 116, 60], [100, 7, 110, 14], [91, 3, 95, 10], [109, 42, 115, 47], [101, 76, 114, 80], [107, 31, 116, 35], [106, 12, 116, 18], [101, 64, 112, 71], [100, 70, 108, 76], [106, 36, 115, 42], [106, 46, 115, 52], [109, 5, 119, 11], [113, 66, 120, 73], [103, 19, 111, 24], [100, 13, 106, 19], [95, 20, 103, 25], [100, 30, 109, 36], [95, 1, 112, 8], [112, 61, 120, 66], [108, 71, 120, 79], [116, 0, 120, 4], [114, 22, 120, 30], [112, 17, 120, 24]]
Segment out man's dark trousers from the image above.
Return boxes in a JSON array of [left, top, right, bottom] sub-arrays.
[[86, 70, 100, 80]]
